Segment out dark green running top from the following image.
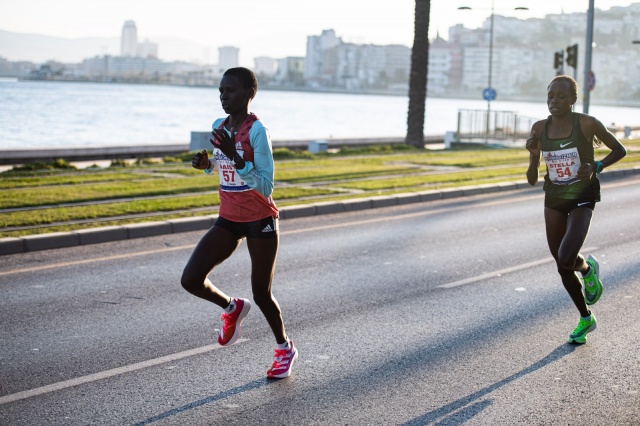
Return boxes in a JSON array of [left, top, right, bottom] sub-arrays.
[[540, 112, 600, 200]]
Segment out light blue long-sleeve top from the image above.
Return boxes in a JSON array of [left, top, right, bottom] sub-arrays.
[[212, 117, 275, 198]]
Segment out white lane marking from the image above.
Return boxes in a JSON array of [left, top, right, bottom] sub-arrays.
[[437, 246, 597, 288], [281, 193, 542, 235], [0, 245, 196, 277], [437, 258, 555, 288], [0, 339, 247, 405]]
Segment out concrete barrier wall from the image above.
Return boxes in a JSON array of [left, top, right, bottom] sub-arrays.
[[0, 145, 189, 165], [1, 135, 444, 165]]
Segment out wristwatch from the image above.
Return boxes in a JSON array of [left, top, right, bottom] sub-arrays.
[[595, 161, 604, 174]]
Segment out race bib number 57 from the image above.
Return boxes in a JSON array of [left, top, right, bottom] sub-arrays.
[[213, 148, 251, 192]]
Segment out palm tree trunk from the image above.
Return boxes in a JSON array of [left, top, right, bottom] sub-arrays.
[[406, 0, 431, 147]]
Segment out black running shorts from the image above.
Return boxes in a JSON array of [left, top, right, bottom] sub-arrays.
[[544, 194, 597, 214], [214, 216, 278, 239]]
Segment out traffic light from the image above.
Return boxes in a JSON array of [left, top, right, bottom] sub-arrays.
[[553, 51, 564, 69], [566, 44, 578, 68]]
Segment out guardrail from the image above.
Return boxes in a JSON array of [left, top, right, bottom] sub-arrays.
[[608, 125, 640, 139], [456, 109, 538, 143], [455, 109, 639, 144]]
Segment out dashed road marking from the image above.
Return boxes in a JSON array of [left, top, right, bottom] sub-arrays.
[[0, 339, 248, 405]]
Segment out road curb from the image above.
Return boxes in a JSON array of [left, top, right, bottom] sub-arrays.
[[2, 167, 638, 256]]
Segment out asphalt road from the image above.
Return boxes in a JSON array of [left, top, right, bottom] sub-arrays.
[[1, 177, 639, 425]]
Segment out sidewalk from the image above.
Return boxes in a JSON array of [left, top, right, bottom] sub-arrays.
[[2, 167, 638, 256]]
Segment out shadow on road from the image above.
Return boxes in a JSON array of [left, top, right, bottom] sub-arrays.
[[131, 378, 271, 425], [128, 250, 637, 425], [401, 344, 576, 425]]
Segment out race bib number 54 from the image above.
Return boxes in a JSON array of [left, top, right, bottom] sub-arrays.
[[543, 147, 581, 185]]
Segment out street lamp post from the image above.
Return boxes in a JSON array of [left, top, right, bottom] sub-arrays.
[[583, 0, 595, 114], [459, 2, 528, 143], [487, 5, 495, 144]]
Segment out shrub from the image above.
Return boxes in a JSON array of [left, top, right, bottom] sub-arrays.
[[109, 159, 129, 168], [179, 151, 200, 161], [5, 158, 76, 173], [337, 144, 419, 156], [51, 158, 76, 169], [273, 148, 315, 160], [134, 157, 161, 165], [162, 156, 184, 163]]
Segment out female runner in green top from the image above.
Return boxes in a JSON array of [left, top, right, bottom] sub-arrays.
[[526, 75, 626, 344]]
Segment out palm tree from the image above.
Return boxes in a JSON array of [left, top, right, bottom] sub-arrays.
[[406, 0, 431, 147]]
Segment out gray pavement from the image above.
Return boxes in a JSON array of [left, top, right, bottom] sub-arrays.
[[1, 178, 639, 424]]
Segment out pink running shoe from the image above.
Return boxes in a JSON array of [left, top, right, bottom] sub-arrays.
[[217, 298, 251, 346], [267, 340, 298, 379]]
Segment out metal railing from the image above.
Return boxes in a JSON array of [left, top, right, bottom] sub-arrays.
[[456, 109, 538, 143]]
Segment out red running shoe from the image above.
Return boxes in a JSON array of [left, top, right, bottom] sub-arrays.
[[267, 340, 298, 379], [217, 298, 251, 346]]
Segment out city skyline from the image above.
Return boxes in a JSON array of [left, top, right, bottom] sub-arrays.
[[2, 0, 638, 65]]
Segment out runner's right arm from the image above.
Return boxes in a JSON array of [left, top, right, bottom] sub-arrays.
[[526, 121, 544, 186]]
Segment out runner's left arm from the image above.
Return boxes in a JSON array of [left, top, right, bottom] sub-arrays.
[[235, 124, 275, 198], [589, 117, 627, 169]]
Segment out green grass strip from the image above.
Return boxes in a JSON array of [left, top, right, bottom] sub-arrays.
[[0, 171, 170, 189], [0, 186, 339, 230], [329, 167, 526, 190], [0, 175, 218, 209], [2, 141, 639, 238]]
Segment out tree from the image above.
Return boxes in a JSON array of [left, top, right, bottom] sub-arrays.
[[405, 0, 431, 147]]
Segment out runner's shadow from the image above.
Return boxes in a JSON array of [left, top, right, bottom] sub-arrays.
[[401, 344, 576, 426], [131, 378, 270, 426], [432, 399, 493, 426]]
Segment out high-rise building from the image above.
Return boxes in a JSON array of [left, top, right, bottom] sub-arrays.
[[136, 39, 158, 59], [254, 57, 278, 77], [218, 46, 239, 71], [121, 21, 138, 57], [304, 29, 341, 81]]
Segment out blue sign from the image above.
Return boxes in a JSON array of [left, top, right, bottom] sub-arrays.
[[587, 71, 596, 91], [483, 87, 497, 101]]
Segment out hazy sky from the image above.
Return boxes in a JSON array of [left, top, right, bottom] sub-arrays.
[[2, 0, 637, 65]]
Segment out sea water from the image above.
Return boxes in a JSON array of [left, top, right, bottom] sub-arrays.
[[1, 79, 638, 149]]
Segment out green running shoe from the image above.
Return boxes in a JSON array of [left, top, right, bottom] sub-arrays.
[[568, 314, 597, 344], [583, 255, 603, 305]]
